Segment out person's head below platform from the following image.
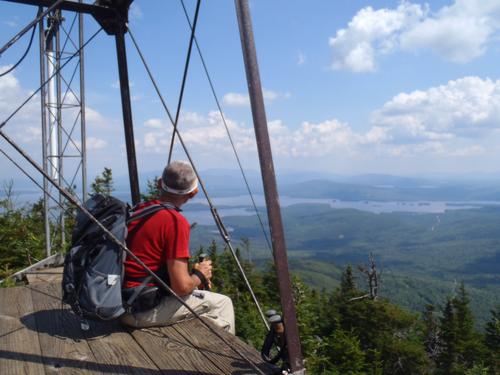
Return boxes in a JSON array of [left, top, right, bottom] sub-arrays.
[[157, 160, 199, 206]]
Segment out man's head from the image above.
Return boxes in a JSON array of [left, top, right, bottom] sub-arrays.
[[158, 161, 198, 205]]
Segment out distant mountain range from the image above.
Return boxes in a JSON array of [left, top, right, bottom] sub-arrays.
[[134, 169, 500, 201], [5, 169, 500, 202]]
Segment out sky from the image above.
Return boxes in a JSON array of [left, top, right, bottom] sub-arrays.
[[2, 0, 500, 190]]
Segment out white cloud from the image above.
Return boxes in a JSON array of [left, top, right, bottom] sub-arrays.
[[223, 92, 249, 106], [86, 137, 107, 150], [4, 19, 18, 28], [139, 76, 500, 161], [373, 76, 500, 136], [297, 51, 306, 66], [330, 0, 500, 72], [222, 89, 290, 107], [369, 76, 500, 156], [138, 110, 253, 155], [17, 126, 41, 144], [85, 106, 109, 128], [144, 118, 165, 129], [180, 111, 205, 125], [0, 66, 116, 155], [449, 145, 484, 156], [129, 3, 143, 20], [0, 65, 41, 141], [139, 110, 366, 159], [269, 119, 362, 157]]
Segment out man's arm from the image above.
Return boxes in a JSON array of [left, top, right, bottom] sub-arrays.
[[167, 258, 212, 296]]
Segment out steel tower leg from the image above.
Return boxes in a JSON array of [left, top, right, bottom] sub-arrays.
[[115, 30, 140, 205], [38, 8, 51, 257], [79, 0, 87, 200], [235, 0, 305, 373], [55, 12, 65, 246], [38, 6, 87, 255]]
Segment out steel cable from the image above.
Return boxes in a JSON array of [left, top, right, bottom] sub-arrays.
[[0, 0, 65, 57], [0, 148, 67, 212], [0, 128, 268, 375], [0, 27, 103, 131], [127, 26, 270, 331], [0, 12, 37, 78], [167, 0, 201, 165], [178, 0, 274, 255]]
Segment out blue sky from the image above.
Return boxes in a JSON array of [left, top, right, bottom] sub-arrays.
[[2, 0, 500, 187]]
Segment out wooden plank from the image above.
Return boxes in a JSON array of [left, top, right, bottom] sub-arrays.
[[25, 267, 63, 285], [82, 319, 160, 374], [172, 318, 278, 375], [30, 282, 163, 374], [127, 324, 226, 374], [0, 286, 46, 375], [28, 282, 100, 374]]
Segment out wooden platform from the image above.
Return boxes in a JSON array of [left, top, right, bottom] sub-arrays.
[[0, 268, 278, 374]]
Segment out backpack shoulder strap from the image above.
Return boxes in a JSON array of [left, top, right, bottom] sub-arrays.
[[127, 202, 178, 225]]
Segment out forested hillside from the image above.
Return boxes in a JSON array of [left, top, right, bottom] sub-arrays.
[[1, 171, 499, 374], [190, 203, 500, 326], [203, 244, 500, 374]]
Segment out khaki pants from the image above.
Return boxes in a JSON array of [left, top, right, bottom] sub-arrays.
[[121, 290, 235, 335]]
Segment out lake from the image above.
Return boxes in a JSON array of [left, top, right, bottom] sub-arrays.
[[4, 190, 500, 226]]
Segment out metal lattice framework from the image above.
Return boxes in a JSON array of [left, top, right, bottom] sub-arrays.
[[0, 1, 305, 372], [39, 7, 87, 255]]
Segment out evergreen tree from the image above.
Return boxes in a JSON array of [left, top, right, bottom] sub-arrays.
[[262, 262, 280, 308], [464, 364, 489, 375], [0, 194, 46, 279], [321, 329, 367, 375], [422, 304, 441, 367], [484, 305, 500, 374], [485, 306, 500, 349], [140, 176, 160, 202], [340, 264, 358, 299], [438, 298, 459, 374], [90, 167, 114, 196], [452, 283, 487, 371], [453, 283, 474, 343], [291, 276, 318, 358]]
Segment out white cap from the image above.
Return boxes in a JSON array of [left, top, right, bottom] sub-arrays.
[[161, 160, 198, 196]]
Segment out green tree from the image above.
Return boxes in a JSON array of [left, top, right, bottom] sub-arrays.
[[320, 329, 367, 375], [90, 167, 114, 196], [464, 364, 489, 375], [0, 193, 46, 279], [422, 303, 440, 365], [438, 298, 459, 374], [453, 283, 474, 343], [140, 176, 160, 202], [484, 305, 500, 374], [340, 264, 359, 299], [451, 283, 487, 372]]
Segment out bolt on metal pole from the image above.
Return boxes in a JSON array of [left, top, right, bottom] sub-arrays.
[[234, 1, 305, 373]]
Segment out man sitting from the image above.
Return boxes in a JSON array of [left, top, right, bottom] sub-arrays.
[[121, 160, 235, 334]]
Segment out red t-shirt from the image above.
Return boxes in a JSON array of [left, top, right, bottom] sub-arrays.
[[123, 200, 190, 288]]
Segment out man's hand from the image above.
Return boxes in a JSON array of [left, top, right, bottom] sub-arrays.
[[194, 259, 212, 289]]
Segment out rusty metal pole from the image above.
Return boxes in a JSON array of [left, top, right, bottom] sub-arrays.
[[115, 24, 140, 205], [234, 1, 305, 373]]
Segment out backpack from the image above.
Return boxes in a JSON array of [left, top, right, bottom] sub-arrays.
[[61, 193, 173, 322]]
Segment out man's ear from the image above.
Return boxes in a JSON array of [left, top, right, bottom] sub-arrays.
[[190, 187, 199, 198]]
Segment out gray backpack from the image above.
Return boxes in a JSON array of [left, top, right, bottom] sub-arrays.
[[62, 194, 171, 322]]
